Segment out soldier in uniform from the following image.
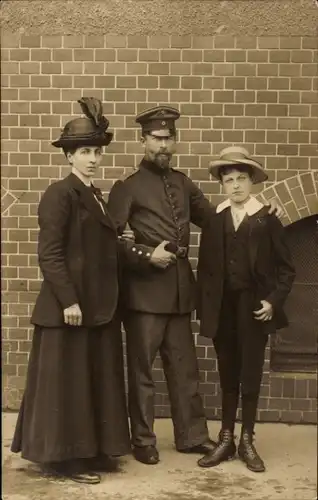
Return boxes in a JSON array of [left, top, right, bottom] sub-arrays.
[[107, 107, 284, 465], [11, 98, 153, 484], [196, 147, 295, 472]]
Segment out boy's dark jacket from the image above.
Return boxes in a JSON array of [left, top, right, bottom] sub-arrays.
[[196, 205, 296, 339]]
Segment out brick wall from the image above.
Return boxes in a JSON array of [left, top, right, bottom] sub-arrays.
[[1, 34, 317, 422]]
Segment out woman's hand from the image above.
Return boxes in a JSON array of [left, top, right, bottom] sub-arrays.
[[118, 223, 135, 242]]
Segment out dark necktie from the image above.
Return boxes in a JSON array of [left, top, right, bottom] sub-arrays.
[[90, 184, 104, 203]]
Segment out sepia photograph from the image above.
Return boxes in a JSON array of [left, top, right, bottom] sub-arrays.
[[1, 1, 317, 499]]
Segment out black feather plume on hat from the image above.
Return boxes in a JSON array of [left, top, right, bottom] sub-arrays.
[[77, 97, 109, 132], [51, 97, 113, 148]]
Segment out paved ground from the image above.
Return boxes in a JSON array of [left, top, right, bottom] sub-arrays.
[[2, 412, 317, 500]]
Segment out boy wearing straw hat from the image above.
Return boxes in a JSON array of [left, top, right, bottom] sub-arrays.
[[196, 147, 295, 472], [11, 98, 154, 484]]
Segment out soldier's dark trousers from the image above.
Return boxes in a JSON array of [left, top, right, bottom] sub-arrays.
[[124, 312, 209, 450], [213, 289, 268, 432]]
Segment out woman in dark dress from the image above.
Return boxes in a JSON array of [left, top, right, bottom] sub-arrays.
[[11, 98, 150, 484]]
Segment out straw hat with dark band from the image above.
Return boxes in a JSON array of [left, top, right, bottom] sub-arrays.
[[52, 97, 113, 149], [209, 146, 268, 184]]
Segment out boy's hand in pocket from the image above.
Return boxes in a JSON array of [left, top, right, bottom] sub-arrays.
[[253, 300, 273, 322]]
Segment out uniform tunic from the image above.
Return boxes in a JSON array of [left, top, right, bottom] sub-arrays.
[[107, 159, 214, 450], [108, 158, 213, 314]]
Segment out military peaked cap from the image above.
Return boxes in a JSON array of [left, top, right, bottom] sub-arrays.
[[135, 105, 180, 134]]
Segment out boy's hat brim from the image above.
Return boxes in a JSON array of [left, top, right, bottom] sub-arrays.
[[208, 146, 268, 184]]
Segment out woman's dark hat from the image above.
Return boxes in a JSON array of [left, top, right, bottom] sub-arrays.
[[52, 97, 113, 148], [209, 146, 268, 184]]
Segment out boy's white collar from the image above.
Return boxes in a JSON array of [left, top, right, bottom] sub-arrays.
[[216, 196, 264, 215]]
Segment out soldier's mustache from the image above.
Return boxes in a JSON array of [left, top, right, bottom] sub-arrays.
[[156, 152, 171, 158]]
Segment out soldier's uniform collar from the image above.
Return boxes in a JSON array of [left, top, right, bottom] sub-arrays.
[[140, 157, 171, 176]]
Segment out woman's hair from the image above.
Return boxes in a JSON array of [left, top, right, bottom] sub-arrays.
[[62, 146, 78, 158], [218, 163, 254, 181], [62, 145, 103, 158]]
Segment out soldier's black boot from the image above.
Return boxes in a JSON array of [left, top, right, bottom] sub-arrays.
[[197, 429, 236, 468], [133, 445, 159, 465], [238, 429, 265, 472]]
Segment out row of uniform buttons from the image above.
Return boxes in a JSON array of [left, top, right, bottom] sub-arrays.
[[131, 247, 151, 257], [162, 174, 183, 243]]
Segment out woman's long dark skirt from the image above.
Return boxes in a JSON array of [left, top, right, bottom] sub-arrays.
[[11, 319, 131, 464]]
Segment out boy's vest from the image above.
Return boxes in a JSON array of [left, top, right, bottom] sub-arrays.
[[224, 208, 254, 290]]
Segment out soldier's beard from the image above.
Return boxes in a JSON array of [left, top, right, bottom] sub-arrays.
[[154, 153, 171, 169]]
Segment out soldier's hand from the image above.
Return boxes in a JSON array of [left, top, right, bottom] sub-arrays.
[[150, 240, 176, 269], [253, 300, 273, 322], [265, 198, 285, 221], [63, 303, 83, 326]]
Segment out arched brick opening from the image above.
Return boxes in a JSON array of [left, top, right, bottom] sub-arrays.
[[257, 181, 317, 424], [270, 214, 317, 373], [257, 171, 318, 226]]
